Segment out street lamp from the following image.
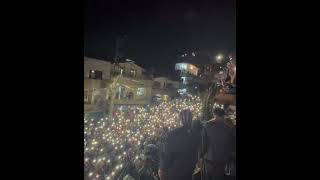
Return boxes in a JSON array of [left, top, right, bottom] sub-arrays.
[[216, 54, 223, 63]]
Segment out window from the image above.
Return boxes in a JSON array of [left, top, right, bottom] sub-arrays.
[[137, 88, 145, 96], [84, 90, 89, 102], [89, 70, 103, 80], [130, 69, 136, 77]]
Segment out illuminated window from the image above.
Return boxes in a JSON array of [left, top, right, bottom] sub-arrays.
[[175, 63, 198, 76], [130, 69, 136, 77], [137, 88, 145, 96], [89, 70, 103, 79], [175, 63, 188, 71]]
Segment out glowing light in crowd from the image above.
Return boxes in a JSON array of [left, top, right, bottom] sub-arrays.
[[84, 96, 203, 179]]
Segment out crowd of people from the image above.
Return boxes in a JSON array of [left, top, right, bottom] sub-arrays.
[[158, 105, 236, 180], [84, 96, 203, 180]]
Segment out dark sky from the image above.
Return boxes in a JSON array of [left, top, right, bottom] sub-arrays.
[[84, 0, 236, 76]]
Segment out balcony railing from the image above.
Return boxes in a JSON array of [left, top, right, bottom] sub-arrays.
[[111, 72, 153, 80]]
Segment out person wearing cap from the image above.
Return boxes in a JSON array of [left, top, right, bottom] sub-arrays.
[[200, 107, 235, 180], [159, 109, 199, 180]]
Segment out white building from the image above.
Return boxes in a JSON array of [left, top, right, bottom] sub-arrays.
[[84, 57, 112, 113], [175, 62, 199, 76], [84, 57, 154, 113]]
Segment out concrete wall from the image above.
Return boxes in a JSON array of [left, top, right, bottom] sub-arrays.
[[114, 62, 145, 78], [84, 79, 110, 105], [84, 57, 112, 80]]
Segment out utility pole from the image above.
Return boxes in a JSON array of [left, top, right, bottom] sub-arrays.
[[108, 34, 127, 120], [109, 74, 124, 119]]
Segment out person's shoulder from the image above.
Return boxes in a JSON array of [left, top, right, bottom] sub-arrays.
[[204, 120, 228, 130], [167, 127, 184, 138], [203, 120, 215, 128], [168, 127, 181, 136]]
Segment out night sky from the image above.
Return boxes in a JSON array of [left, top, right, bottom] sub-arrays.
[[84, 0, 236, 76]]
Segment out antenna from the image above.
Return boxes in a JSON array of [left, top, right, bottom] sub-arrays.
[[114, 33, 128, 64]]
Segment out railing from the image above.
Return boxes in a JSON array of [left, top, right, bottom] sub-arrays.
[[111, 72, 153, 80]]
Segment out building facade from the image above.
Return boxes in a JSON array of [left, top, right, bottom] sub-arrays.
[[175, 61, 207, 95], [84, 56, 153, 114], [84, 57, 112, 113]]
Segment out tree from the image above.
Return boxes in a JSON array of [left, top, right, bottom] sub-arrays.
[[202, 53, 236, 121]]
